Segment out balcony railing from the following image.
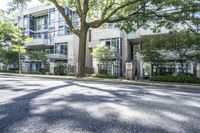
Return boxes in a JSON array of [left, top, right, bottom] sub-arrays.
[[25, 38, 48, 46], [45, 49, 67, 59]]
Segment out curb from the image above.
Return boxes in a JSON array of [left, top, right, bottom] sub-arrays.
[[0, 73, 199, 89]]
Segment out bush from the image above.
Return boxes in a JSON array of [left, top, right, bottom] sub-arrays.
[[39, 68, 49, 74], [28, 71, 42, 75], [149, 76, 200, 84], [8, 68, 19, 72], [66, 73, 76, 76], [0, 70, 18, 73], [99, 69, 108, 74], [54, 64, 65, 75], [90, 74, 118, 79]]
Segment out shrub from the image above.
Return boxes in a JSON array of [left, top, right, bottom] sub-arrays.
[[28, 71, 42, 75], [39, 68, 49, 74], [54, 64, 65, 75], [66, 73, 76, 76], [91, 74, 118, 79], [99, 69, 108, 74], [149, 76, 200, 84], [0, 70, 18, 73], [8, 68, 19, 72]]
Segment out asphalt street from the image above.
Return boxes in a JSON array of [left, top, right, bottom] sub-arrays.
[[0, 75, 200, 133]]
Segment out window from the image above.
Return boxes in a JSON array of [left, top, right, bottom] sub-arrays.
[[58, 13, 65, 25], [88, 30, 91, 42], [23, 15, 28, 30], [60, 44, 68, 55], [49, 8, 55, 26], [35, 15, 48, 31], [105, 41, 111, 49], [49, 27, 55, 42], [58, 26, 71, 36], [100, 38, 121, 58], [58, 26, 64, 35], [55, 43, 68, 55], [65, 26, 71, 35]]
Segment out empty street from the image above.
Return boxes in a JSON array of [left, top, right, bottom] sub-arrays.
[[0, 75, 200, 133]]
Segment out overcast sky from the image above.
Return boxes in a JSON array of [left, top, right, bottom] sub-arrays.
[[1, 0, 42, 10]]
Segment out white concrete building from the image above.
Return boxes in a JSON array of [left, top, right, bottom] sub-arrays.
[[17, 5, 200, 78]]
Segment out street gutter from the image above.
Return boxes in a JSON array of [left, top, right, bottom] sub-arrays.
[[0, 72, 199, 89]]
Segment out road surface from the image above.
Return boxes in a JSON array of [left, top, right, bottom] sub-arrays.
[[0, 75, 200, 133]]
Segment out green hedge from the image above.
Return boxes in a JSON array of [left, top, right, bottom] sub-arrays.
[[91, 74, 118, 79], [0, 70, 18, 73], [149, 76, 200, 83], [25, 71, 42, 75], [66, 73, 76, 76]]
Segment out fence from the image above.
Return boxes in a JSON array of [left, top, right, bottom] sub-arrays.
[[54, 63, 94, 75], [98, 64, 120, 76]]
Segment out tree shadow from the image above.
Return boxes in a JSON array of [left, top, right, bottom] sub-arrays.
[[0, 80, 199, 133]]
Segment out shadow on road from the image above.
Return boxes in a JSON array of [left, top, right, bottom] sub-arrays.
[[0, 78, 200, 133]]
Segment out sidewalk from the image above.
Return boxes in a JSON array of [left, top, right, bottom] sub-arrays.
[[0, 72, 199, 89]]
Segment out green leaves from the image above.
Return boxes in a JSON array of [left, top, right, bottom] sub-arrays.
[[92, 44, 114, 61], [140, 30, 200, 63], [28, 51, 47, 61], [0, 20, 28, 46], [11, 45, 26, 53]]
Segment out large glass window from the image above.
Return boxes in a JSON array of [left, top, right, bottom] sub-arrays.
[[100, 38, 121, 58], [55, 43, 68, 55], [58, 26, 65, 36], [58, 13, 65, 25], [35, 15, 48, 31], [58, 26, 71, 36], [49, 8, 55, 26], [23, 15, 29, 30], [49, 27, 55, 42]]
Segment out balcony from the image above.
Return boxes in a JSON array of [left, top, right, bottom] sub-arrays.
[[127, 32, 140, 40], [25, 38, 49, 47], [45, 49, 67, 60]]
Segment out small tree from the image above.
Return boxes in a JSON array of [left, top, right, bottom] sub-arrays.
[[0, 20, 21, 45], [0, 20, 31, 72], [28, 51, 47, 62], [140, 30, 200, 75], [92, 45, 114, 73]]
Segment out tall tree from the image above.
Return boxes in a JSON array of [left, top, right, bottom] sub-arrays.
[[12, 0, 200, 77]]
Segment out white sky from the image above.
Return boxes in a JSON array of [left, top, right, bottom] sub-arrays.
[[0, 0, 42, 11]]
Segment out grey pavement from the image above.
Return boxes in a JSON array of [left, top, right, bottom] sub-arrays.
[[0, 75, 200, 133]]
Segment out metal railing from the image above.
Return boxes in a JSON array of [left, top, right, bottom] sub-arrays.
[[45, 49, 67, 55]]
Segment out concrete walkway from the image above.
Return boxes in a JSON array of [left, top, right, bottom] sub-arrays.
[[0, 72, 199, 89]]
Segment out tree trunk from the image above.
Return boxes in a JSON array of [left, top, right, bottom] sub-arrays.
[[77, 27, 88, 77]]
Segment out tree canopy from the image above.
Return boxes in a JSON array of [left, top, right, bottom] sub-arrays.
[[92, 45, 114, 61], [140, 30, 200, 73], [28, 51, 47, 62]]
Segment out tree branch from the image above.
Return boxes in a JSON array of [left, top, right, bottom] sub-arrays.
[[89, 1, 145, 28], [75, 0, 83, 18], [83, 0, 89, 16]]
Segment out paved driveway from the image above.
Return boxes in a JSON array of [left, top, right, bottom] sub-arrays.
[[0, 75, 200, 133]]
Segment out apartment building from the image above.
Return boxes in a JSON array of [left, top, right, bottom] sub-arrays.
[[18, 5, 79, 72], [18, 5, 200, 78], [18, 5, 126, 75]]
